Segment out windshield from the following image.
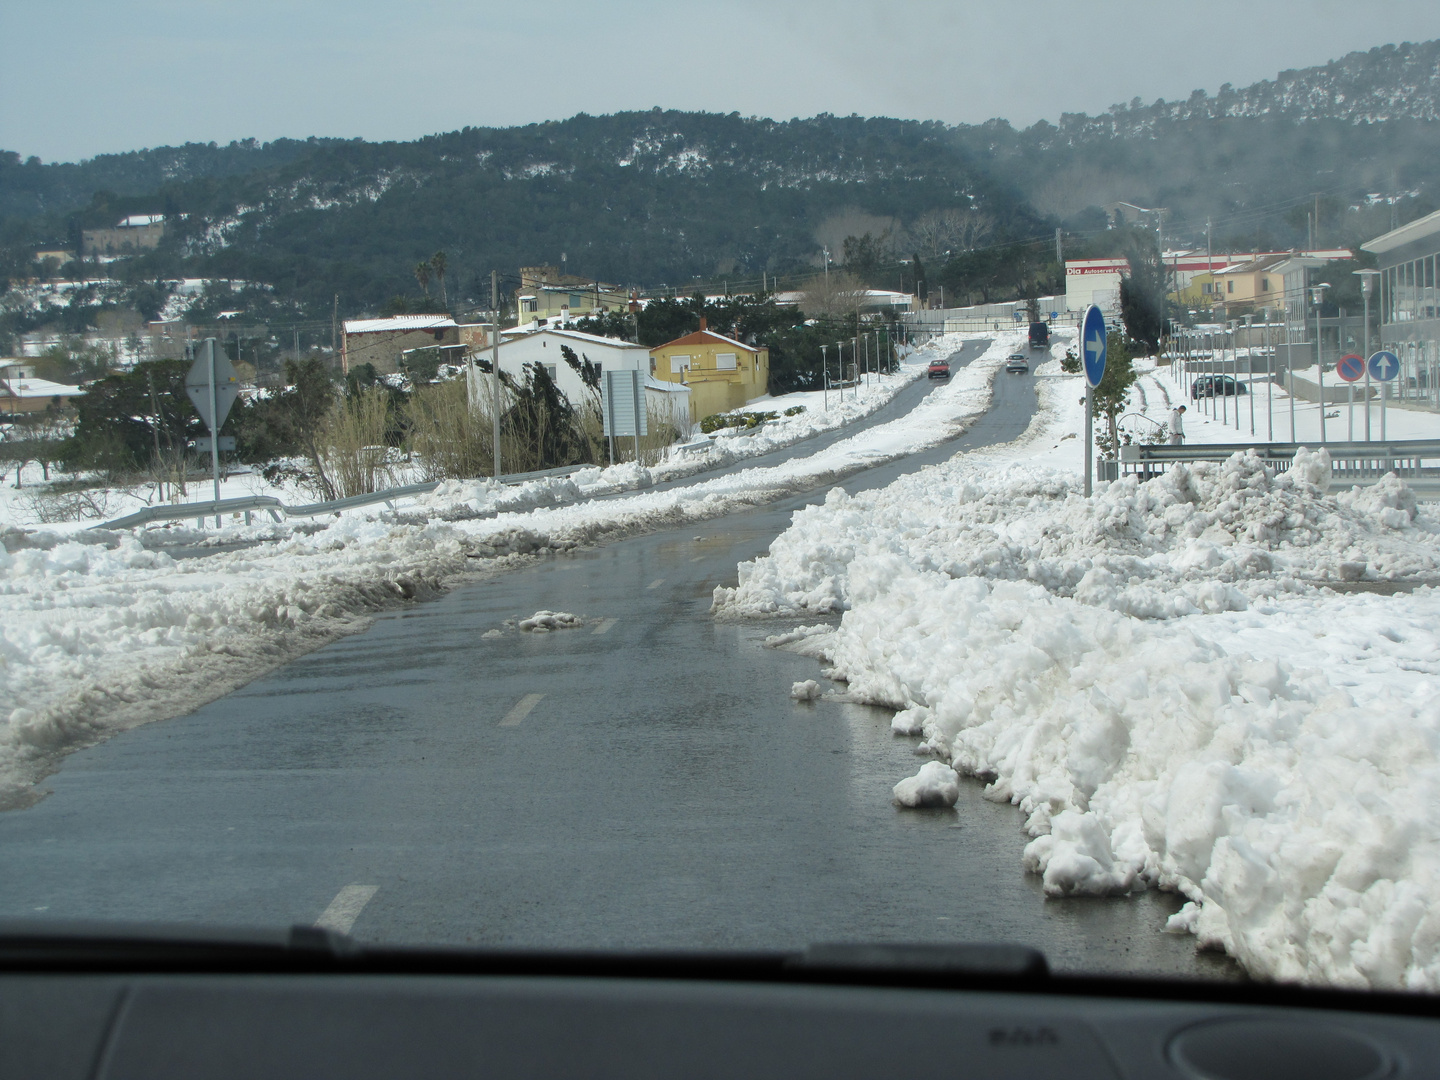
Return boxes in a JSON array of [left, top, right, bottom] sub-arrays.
[[3, 3, 1440, 996]]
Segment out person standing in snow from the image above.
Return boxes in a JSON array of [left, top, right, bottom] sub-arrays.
[[1169, 404, 1186, 445]]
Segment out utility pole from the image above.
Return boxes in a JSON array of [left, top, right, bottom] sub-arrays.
[[1356, 268, 1379, 441], [492, 270, 502, 480], [1312, 283, 1329, 445], [331, 294, 339, 366], [1055, 228, 1063, 264]]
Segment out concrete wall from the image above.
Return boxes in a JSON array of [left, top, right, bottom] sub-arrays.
[[81, 222, 165, 256], [1285, 366, 1375, 404]]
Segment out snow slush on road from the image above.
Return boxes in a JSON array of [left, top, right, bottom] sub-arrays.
[[715, 445, 1440, 990]]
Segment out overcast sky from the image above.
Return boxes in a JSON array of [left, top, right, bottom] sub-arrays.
[[6, 0, 1440, 163]]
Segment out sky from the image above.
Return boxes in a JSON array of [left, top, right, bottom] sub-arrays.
[[6, 0, 1440, 163]]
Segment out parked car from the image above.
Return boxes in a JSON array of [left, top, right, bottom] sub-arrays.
[[1005, 354, 1029, 374], [928, 358, 951, 380], [1191, 374, 1248, 398]]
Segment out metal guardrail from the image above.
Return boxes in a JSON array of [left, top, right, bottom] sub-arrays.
[[92, 464, 595, 531], [1118, 440, 1440, 496]]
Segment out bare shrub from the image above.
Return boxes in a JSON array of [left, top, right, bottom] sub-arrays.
[[310, 388, 396, 499], [18, 485, 114, 523], [404, 377, 494, 481]]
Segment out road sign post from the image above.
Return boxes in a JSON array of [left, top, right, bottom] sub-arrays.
[[1081, 305, 1107, 497], [184, 338, 240, 527], [1336, 354, 1364, 442], [1368, 350, 1400, 443], [602, 369, 648, 465]]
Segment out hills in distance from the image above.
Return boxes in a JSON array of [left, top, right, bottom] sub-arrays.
[[2, 39, 1438, 321]]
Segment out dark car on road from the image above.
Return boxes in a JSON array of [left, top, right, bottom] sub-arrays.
[[928, 358, 950, 380], [1191, 374, 1248, 398], [1005, 353, 1029, 374]]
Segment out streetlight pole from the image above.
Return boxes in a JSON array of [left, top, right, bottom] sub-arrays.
[[1265, 314, 1273, 442], [1286, 300, 1296, 441], [1356, 269, 1379, 442], [1245, 314, 1255, 436], [821, 344, 828, 411], [1312, 283, 1329, 445], [1223, 322, 1232, 426]]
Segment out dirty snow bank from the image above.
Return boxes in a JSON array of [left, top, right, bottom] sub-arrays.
[[717, 451, 1440, 989]]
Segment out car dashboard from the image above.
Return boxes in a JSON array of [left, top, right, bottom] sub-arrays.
[[0, 926, 1434, 1080]]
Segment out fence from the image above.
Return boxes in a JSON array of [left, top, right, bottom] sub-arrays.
[[93, 464, 590, 531], [1117, 439, 1440, 497]]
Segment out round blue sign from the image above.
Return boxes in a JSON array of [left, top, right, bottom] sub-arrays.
[[1367, 350, 1400, 383], [1081, 306, 1107, 388]]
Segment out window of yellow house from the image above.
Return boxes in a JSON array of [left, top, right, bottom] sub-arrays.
[[1261, 278, 1270, 292], [1227, 280, 1234, 294], [670, 355, 690, 374], [716, 353, 737, 371]]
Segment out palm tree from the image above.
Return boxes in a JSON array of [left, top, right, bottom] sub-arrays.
[[430, 250, 448, 310], [414, 261, 431, 297]]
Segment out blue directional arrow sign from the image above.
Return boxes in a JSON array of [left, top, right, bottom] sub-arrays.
[[1368, 350, 1400, 383], [1081, 305, 1107, 388]]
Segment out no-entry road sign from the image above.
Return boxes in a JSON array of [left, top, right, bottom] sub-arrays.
[[1081, 305, 1107, 388], [1368, 350, 1400, 383], [1335, 354, 1365, 383]]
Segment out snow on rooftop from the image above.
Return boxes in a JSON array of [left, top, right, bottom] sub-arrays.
[[0, 376, 84, 397], [343, 315, 457, 334], [117, 214, 164, 228]]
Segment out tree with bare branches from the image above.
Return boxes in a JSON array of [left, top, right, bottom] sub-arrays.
[[909, 208, 994, 258], [799, 271, 868, 320]]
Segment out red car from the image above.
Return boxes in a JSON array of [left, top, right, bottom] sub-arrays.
[[927, 358, 951, 380]]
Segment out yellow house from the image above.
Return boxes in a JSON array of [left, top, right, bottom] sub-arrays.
[[1210, 254, 1291, 317], [650, 324, 769, 420], [1173, 271, 1219, 309]]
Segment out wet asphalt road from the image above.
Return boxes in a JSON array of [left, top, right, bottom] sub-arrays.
[[0, 346, 1234, 980]]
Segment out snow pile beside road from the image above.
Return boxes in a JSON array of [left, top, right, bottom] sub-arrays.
[[893, 760, 960, 808], [721, 447, 1440, 987], [771, 566, 1440, 988], [713, 448, 1440, 621]]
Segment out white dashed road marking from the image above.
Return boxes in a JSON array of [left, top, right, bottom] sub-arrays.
[[592, 618, 618, 636], [315, 884, 378, 934], [500, 693, 545, 727], [647, 578, 665, 589]]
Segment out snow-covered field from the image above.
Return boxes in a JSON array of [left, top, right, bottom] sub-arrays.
[[714, 343, 1440, 989], [0, 333, 1008, 809]]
